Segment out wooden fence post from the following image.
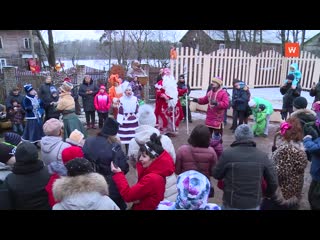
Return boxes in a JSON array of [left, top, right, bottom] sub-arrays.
[[202, 54, 210, 90], [248, 57, 256, 89]]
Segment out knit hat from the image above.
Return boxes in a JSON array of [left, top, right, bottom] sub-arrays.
[[63, 77, 71, 82], [313, 101, 320, 112], [62, 146, 84, 165], [100, 117, 120, 137], [43, 118, 63, 136], [24, 84, 33, 93], [65, 157, 93, 177], [287, 74, 295, 81], [0, 143, 15, 164], [100, 85, 106, 90], [211, 77, 223, 86], [60, 81, 73, 92], [50, 86, 58, 94], [174, 170, 220, 210], [248, 99, 256, 108], [66, 129, 85, 147], [234, 124, 254, 141], [137, 104, 156, 127], [4, 132, 21, 146], [15, 141, 38, 163], [293, 96, 308, 109]]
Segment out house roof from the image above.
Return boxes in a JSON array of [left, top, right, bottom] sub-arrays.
[[304, 32, 320, 45]]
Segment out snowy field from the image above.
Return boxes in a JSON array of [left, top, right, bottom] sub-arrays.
[[190, 87, 314, 110]]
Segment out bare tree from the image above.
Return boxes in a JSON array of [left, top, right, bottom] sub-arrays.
[[100, 30, 117, 70], [113, 30, 131, 67], [301, 30, 306, 50], [129, 30, 152, 61], [34, 30, 56, 68]]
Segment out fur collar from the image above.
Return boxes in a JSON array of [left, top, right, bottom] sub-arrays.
[[291, 109, 316, 118], [53, 173, 108, 201], [283, 140, 305, 151]]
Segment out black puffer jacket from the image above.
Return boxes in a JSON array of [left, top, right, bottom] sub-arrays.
[[280, 83, 301, 110], [212, 140, 278, 209], [78, 79, 99, 112]]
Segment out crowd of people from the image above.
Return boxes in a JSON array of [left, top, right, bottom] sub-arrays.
[[0, 61, 319, 211]]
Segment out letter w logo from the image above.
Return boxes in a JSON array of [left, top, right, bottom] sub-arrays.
[[285, 43, 300, 57]]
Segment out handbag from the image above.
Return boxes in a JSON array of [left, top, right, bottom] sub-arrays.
[[187, 146, 214, 198]]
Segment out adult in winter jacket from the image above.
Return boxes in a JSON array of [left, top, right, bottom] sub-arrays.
[[128, 104, 177, 202], [261, 117, 308, 210], [111, 133, 175, 210], [78, 75, 99, 129], [192, 77, 229, 138], [40, 118, 71, 167], [83, 117, 129, 210], [52, 157, 119, 210], [212, 124, 278, 210], [3, 141, 51, 210], [5, 87, 24, 111]]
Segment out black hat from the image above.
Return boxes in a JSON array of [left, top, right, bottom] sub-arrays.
[[259, 104, 266, 111], [0, 143, 15, 164], [293, 96, 308, 109], [15, 141, 38, 163], [65, 157, 94, 177], [4, 132, 22, 146], [287, 74, 295, 81], [101, 117, 120, 137], [179, 74, 185, 79]]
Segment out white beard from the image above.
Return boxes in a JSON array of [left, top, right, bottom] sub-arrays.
[[162, 75, 178, 107]]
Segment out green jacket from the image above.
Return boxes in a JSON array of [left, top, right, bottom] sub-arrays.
[[251, 97, 274, 117]]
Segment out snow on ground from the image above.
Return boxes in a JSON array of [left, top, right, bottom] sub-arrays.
[[190, 87, 314, 110]]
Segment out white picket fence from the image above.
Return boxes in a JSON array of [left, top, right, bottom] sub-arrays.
[[171, 47, 320, 90]]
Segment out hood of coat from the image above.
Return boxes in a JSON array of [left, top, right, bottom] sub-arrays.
[[53, 172, 108, 202], [136, 150, 175, 179], [41, 136, 65, 153], [291, 109, 316, 123]]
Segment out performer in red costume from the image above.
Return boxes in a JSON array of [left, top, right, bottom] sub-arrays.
[[154, 68, 184, 136]]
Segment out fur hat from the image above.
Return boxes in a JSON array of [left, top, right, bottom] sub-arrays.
[[62, 146, 84, 165], [24, 84, 33, 93], [293, 96, 308, 109], [234, 124, 254, 141], [43, 118, 63, 136], [66, 129, 85, 147], [248, 99, 256, 108], [4, 132, 21, 146], [15, 141, 38, 163], [100, 117, 120, 137], [60, 81, 73, 92], [65, 157, 93, 177], [211, 77, 223, 86], [287, 74, 295, 81], [138, 104, 156, 127]]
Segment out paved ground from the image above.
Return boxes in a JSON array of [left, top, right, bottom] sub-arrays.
[[0, 110, 311, 209]]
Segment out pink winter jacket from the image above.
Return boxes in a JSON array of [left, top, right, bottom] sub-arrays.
[[197, 88, 229, 129], [94, 92, 111, 112]]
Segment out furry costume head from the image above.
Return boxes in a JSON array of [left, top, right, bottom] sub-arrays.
[[108, 74, 122, 86]]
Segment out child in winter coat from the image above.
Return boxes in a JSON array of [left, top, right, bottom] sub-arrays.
[[252, 104, 267, 137], [284, 63, 301, 89], [94, 85, 111, 128], [7, 100, 25, 135]]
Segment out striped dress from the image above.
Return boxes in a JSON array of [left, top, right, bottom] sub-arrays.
[[116, 94, 139, 144]]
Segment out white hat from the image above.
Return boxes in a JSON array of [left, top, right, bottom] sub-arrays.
[[137, 104, 156, 127], [248, 99, 256, 107]]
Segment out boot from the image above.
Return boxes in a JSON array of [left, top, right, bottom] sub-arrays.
[[91, 123, 97, 129]]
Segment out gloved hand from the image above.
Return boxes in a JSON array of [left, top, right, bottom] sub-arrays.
[[210, 99, 218, 106], [192, 98, 198, 103]]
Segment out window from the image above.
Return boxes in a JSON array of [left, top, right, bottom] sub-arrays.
[[24, 38, 31, 49], [0, 58, 6, 73], [0, 37, 3, 49]]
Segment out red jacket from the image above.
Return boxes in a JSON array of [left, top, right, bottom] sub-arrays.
[[45, 173, 60, 207], [94, 92, 111, 112], [112, 150, 175, 210]]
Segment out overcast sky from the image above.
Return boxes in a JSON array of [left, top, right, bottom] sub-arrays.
[[48, 30, 320, 43]]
